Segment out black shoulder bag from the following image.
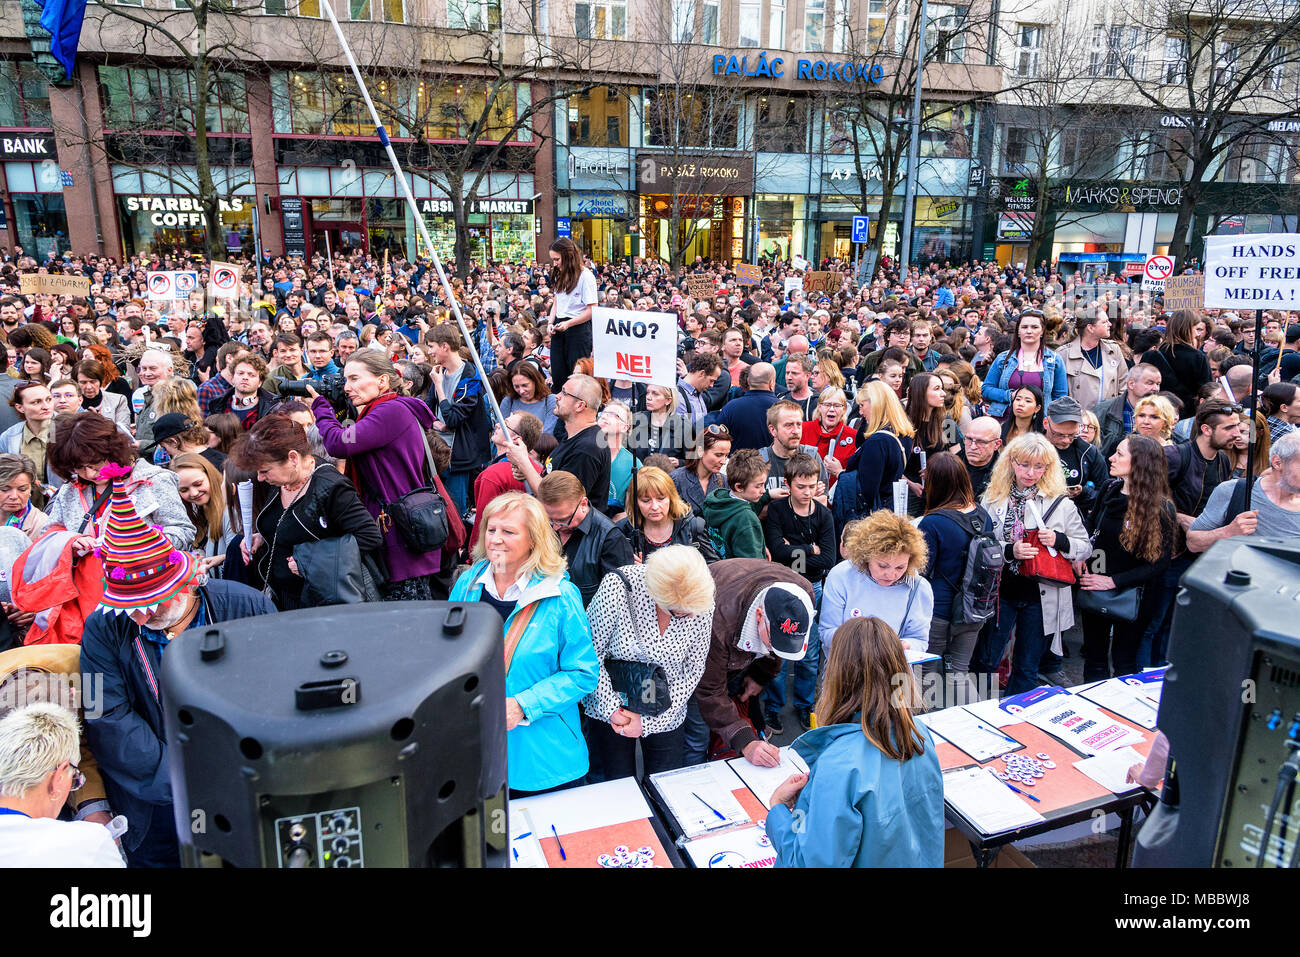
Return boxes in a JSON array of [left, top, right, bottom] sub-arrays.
[[603, 569, 672, 718], [384, 408, 450, 553], [1074, 480, 1143, 622]]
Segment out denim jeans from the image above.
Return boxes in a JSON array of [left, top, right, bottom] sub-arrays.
[[975, 595, 1049, 696], [442, 469, 473, 515], [682, 696, 710, 766], [763, 580, 822, 717]]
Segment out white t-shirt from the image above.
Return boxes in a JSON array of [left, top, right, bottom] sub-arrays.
[[0, 814, 125, 867], [553, 269, 598, 320]]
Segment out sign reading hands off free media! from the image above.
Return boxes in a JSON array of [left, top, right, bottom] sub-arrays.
[[592, 306, 679, 388], [1203, 234, 1300, 308]]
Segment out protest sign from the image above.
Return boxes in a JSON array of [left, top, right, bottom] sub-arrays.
[[208, 261, 241, 299], [147, 270, 200, 301], [19, 273, 90, 297], [1203, 234, 1300, 309], [1161, 274, 1204, 310], [685, 275, 716, 301], [1141, 254, 1175, 291], [803, 271, 838, 294], [734, 264, 761, 285], [592, 306, 678, 387]]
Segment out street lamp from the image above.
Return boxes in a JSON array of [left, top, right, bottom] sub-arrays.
[[899, 0, 929, 274]]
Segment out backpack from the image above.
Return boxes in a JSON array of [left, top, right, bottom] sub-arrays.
[[934, 508, 1004, 624]]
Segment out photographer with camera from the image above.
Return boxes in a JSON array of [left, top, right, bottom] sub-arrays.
[[310, 350, 463, 601]]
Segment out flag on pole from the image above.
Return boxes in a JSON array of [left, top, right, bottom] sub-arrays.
[[38, 0, 89, 80]]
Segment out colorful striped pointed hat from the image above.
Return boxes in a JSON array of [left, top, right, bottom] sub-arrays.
[[97, 463, 196, 615]]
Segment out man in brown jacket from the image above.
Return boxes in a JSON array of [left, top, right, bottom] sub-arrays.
[[685, 559, 815, 767]]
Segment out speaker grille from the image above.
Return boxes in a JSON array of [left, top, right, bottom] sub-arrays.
[[1269, 664, 1300, 688]]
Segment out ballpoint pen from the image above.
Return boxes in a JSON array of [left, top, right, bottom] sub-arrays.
[[551, 824, 566, 860], [692, 791, 727, 821], [1002, 780, 1042, 803]]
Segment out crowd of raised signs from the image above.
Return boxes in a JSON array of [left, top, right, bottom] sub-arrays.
[[0, 238, 1297, 868]]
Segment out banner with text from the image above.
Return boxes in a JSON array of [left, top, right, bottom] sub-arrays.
[[1204, 234, 1300, 309], [1162, 274, 1205, 311], [592, 306, 678, 387], [19, 274, 90, 297]]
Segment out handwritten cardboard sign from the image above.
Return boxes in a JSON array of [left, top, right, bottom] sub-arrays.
[[19, 273, 90, 297]]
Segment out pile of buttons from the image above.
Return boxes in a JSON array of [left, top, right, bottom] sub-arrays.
[[597, 845, 662, 868], [993, 751, 1057, 786]]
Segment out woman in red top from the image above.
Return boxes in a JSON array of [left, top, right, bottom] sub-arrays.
[[801, 386, 858, 487]]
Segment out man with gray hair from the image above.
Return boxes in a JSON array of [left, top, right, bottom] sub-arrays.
[[1188, 429, 1300, 551], [0, 703, 124, 866], [133, 349, 175, 451]]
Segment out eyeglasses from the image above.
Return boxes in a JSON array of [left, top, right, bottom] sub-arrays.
[[559, 389, 585, 405], [64, 760, 85, 792], [821, 401, 847, 409], [965, 436, 999, 447], [549, 500, 584, 530]]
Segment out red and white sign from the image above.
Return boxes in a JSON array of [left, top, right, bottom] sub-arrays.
[[146, 270, 200, 301], [208, 261, 240, 299], [1142, 254, 1175, 290], [592, 306, 678, 387]]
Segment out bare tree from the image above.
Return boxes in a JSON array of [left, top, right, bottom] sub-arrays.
[[1112, 0, 1300, 262]]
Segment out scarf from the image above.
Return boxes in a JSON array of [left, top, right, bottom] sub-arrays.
[[1003, 483, 1035, 575], [813, 419, 849, 458], [343, 390, 400, 496]]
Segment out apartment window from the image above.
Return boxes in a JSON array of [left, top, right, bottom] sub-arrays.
[[1214, 41, 1239, 87], [769, 0, 785, 48], [575, 1, 627, 38], [0, 61, 52, 128], [700, 0, 719, 43], [739, 1, 761, 46], [1163, 36, 1187, 84], [644, 89, 739, 149], [263, 0, 286, 13], [296, 0, 320, 14], [1142, 128, 1191, 180], [1061, 127, 1124, 178], [1088, 24, 1104, 76], [928, 5, 966, 64], [866, 0, 887, 50], [1001, 126, 1041, 174], [1268, 44, 1290, 91], [1014, 25, 1041, 77], [1224, 136, 1282, 183], [671, 0, 694, 43], [449, 0, 502, 30], [99, 66, 248, 133], [381, 0, 403, 22], [805, 0, 826, 52], [349, 0, 370, 19], [831, 1, 851, 53]]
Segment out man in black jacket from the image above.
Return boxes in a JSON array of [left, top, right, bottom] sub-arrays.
[[80, 482, 277, 868], [536, 470, 632, 605]]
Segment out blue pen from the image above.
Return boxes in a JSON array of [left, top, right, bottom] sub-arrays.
[[1002, 780, 1041, 803], [974, 719, 1020, 746], [512, 847, 519, 862], [551, 824, 566, 860], [692, 791, 727, 821]]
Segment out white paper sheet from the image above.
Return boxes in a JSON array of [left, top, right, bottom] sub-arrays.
[[510, 776, 652, 837], [1077, 680, 1160, 730], [960, 696, 1023, 728], [651, 764, 751, 838], [727, 748, 810, 809], [684, 825, 778, 868], [508, 807, 548, 868], [942, 765, 1045, 834], [922, 707, 1023, 762], [905, 647, 942, 666], [1072, 747, 1145, 794]]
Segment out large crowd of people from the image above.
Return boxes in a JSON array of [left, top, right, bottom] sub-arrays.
[[0, 236, 1296, 869]]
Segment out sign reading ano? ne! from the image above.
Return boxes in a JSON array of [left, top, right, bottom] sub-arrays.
[[1203, 234, 1300, 308], [592, 306, 678, 388]]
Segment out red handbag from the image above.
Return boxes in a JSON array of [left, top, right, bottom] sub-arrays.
[[1020, 497, 1076, 586]]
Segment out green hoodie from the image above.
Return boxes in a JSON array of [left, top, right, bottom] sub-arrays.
[[702, 488, 766, 560]]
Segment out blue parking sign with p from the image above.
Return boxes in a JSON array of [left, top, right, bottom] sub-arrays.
[[851, 216, 870, 244]]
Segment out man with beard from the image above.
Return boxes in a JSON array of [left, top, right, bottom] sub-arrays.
[[80, 471, 275, 866]]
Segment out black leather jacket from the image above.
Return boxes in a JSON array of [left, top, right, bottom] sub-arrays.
[[561, 506, 634, 606]]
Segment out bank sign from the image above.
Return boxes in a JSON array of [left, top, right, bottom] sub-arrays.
[[712, 52, 885, 85], [124, 195, 246, 228]]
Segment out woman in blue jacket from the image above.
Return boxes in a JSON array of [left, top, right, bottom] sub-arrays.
[[766, 616, 944, 868], [449, 491, 599, 796], [981, 310, 1068, 418]]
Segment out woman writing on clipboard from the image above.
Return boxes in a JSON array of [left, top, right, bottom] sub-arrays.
[[546, 237, 598, 394], [765, 616, 944, 868]]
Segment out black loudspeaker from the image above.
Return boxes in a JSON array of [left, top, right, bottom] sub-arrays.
[[1133, 539, 1300, 868], [160, 602, 508, 868]]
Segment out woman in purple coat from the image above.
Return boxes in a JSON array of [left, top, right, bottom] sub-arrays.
[[310, 350, 451, 601]]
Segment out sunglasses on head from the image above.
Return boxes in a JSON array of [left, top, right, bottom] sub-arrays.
[[705, 424, 731, 436]]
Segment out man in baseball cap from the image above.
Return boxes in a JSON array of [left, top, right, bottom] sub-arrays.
[[1044, 394, 1108, 515], [686, 559, 816, 769]]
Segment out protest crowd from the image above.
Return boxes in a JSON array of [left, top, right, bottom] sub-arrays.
[[0, 237, 1296, 869]]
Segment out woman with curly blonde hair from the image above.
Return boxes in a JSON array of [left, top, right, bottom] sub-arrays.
[[818, 509, 933, 657]]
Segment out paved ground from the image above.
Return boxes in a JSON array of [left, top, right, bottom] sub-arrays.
[[763, 624, 1132, 867]]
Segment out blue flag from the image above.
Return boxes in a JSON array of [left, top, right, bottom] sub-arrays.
[[38, 0, 88, 79]]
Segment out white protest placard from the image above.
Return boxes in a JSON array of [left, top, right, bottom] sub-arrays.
[[783, 276, 803, 297], [146, 270, 200, 301], [1203, 233, 1300, 309], [791, 254, 809, 272], [208, 261, 241, 299], [1141, 254, 1175, 291], [592, 306, 678, 387]]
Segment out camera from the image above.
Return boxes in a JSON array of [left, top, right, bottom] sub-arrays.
[[276, 373, 347, 407]]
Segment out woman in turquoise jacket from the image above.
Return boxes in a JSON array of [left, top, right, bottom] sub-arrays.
[[981, 310, 1069, 418], [449, 491, 599, 795], [766, 616, 944, 867]]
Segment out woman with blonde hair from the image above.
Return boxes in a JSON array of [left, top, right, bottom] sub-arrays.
[[582, 544, 715, 780], [1132, 394, 1178, 445], [810, 356, 845, 394], [615, 465, 718, 563], [630, 383, 689, 467], [802, 386, 858, 487], [449, 491, 599, 796], [1078, 409, 1102, 450], [947, 359, 987, 419], [766, 616, 944, 868], [151, 376, 202, 424], [170, 452, 236, 565], [971, 433, 1092, 694], [844, 379, 914, 519], [819, 509, 933, 656]]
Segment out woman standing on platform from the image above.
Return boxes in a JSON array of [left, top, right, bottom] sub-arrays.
[[449, 492, 599, 797], [546, 237, 598, 393], [765, 616, 944, 868]]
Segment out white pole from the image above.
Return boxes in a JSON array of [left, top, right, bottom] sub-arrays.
[[324, 229, 335, 290], [899, 0, 928, 274], [318, 2, 507, 431]]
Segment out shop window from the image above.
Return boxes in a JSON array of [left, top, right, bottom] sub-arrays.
[[0, 61, 52, 128], [449, 0, 502, 30], [575, 1, 628, 39], [920, 102, 973, 158], [1061, 127, 1129, 178], [98, 65, 247, 134], [568, 87, 628, 146], [1000, 126, 1041, 175], [823, 100, 883, 157], [288, 72, 328, 135], [755, 96, 808, 153]]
